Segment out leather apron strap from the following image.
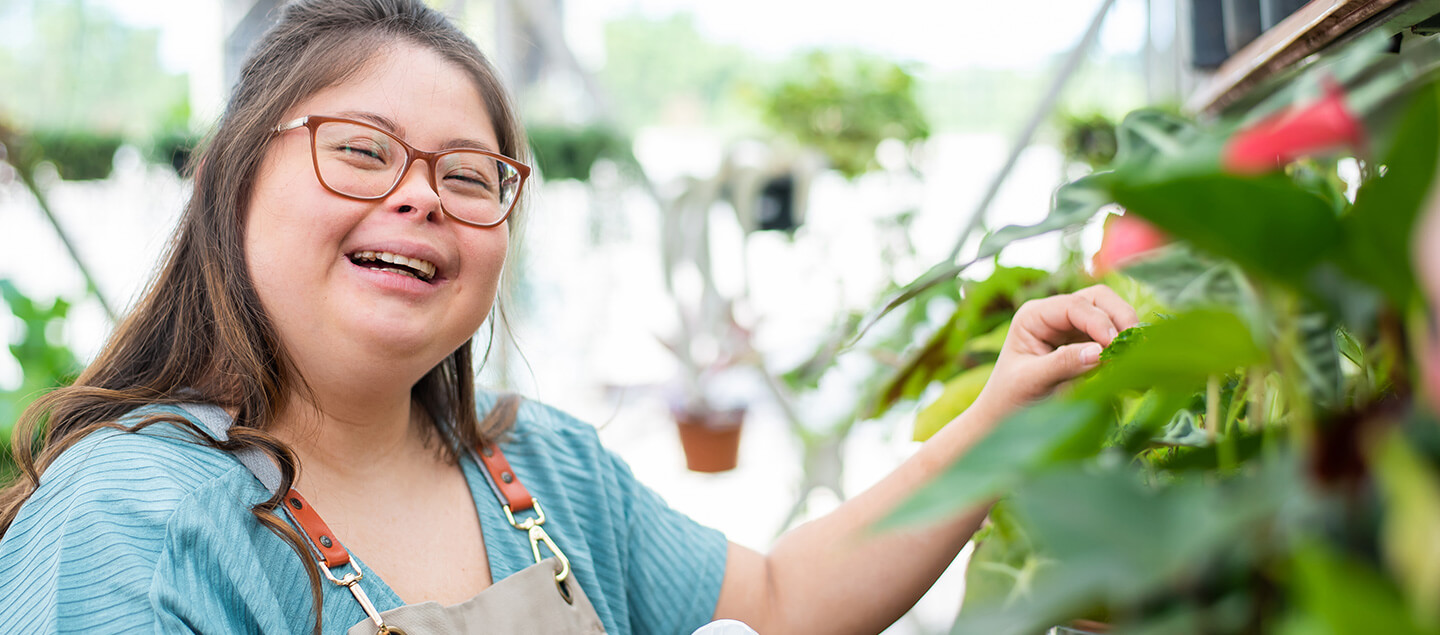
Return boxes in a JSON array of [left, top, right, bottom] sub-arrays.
[[181, 402, 603, 634]]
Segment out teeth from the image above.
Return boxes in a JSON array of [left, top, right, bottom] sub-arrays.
[[352, 250, 437, 281]]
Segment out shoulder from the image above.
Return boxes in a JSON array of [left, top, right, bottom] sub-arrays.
[[0, 404, 271, 630], [479, 391, 608, 458], [28, 404, 251, 507]]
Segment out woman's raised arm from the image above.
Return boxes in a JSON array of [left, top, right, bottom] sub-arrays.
[[713, 285, 1138, 634]]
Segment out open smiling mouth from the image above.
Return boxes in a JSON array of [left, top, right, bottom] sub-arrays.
[[348, 250, 437, 283]]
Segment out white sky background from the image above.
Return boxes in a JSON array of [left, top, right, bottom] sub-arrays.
[[102, 0, 1151, 74]]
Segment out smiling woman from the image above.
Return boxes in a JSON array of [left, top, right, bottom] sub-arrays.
[[0, 1, 1134, 634]]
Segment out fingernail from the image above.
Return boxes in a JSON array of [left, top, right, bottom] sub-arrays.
[[1081, 343, 1102, 366], [1108, 327, 1118, 341]]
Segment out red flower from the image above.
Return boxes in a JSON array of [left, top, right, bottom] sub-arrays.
[[1223, 79, 1366, 175], [1092, 212, 1168, 277]]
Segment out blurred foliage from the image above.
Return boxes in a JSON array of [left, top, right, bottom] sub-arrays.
[[1056, 111, 1118, 170], [860, 32, 1440, 633], [0, 281, 80, 484], [526, 123, 634, 182], [6, 128, 123, 180], [597, 14, 757, 133], [0, 0, 190, 142], [146, 127, 201, 177], [757, 51, 929, 179]]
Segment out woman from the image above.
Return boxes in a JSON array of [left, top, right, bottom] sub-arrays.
[[0, 1, 1136, 633]]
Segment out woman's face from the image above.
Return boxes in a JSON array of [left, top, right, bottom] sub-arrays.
[[245, 42, 508, 387]]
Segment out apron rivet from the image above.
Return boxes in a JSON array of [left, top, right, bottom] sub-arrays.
[[288, 497, 303, 510], [320, 535, 333, 548], [501, 471, 513, 483], [482, 446, 494, 457]]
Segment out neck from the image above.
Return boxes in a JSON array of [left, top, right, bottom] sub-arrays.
[[270, 379, 435, 486]]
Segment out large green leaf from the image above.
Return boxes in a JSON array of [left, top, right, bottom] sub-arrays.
[[961, 500, 1041, 611], [1373, 432, 1440, 625], [1339, 81, 1440, 310], [1290, 541, 1440, 635], [913, 363, 993, 442], [952, 460, 1300, 634], [1113, 109, 1195, 169], [876, 399, 1106, 531], [1119, 244, 1245, 310], [1078, 309, 1266, 398], [1110, 172, 1342, 285]]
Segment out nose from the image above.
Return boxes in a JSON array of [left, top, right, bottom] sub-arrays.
[[390, 157, 443, 222]]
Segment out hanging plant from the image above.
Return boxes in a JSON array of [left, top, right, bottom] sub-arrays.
[[1057, 111, 1119, 170], [9, 128, 124, 181], [148, 129, 202, 176], [526, 123, 634, 182], [758, 50, 930, 179]]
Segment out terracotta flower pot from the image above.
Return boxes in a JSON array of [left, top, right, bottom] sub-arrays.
[[673, 407, 746, 473]]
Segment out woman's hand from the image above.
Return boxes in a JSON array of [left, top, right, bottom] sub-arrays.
[[971, 285, 1139, 420]]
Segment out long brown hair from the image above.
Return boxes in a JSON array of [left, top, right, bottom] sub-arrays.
[[0, 0, 528, 630]]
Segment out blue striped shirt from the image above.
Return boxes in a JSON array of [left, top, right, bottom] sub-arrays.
[[0, 397, 729, 633]]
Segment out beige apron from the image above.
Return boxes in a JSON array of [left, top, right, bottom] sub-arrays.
[[342, 558, 604, 635], [180, 403, 607, 635]]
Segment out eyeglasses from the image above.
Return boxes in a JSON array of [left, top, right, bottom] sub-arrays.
[[274, 115, 530, 228]]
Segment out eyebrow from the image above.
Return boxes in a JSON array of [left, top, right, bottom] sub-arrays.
[[334, 110, 499, 153]]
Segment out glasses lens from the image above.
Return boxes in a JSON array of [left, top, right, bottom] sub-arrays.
[[313, 121, 404, 198], [435, 152, 521, 226], [311, 120, 522, 226]]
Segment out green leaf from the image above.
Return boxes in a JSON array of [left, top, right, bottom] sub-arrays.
[[977, 174, 1113, 260], [962, 500, 1041, 610], [1117, 241, 1244, 309], [913, 363, 993, 442], [1373, 432, 1440, 625], [1078, 309, 1266, 398], [1110, 172, 1342, 286], [953, 460, 1300, 634], [1293, 311, 1343, 408], [876, 399, 1106, 532], [867, 268, 1046, 418], [1290, 541, 1440, 635], [1113, 109, 1195, 169], [1339, 81, 1440, 310]]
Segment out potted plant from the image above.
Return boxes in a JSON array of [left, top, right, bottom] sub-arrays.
[[657, 296, 756, 473]]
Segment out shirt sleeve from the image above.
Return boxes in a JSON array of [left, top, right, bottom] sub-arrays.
[[0, 420, 314, 634], [598, 437, 730, 635], [495, 397, 731, 635], [0, 428, 190, 632]]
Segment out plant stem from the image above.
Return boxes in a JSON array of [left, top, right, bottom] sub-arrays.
[[1206, 375, 1220, 444], [14, 164, 117, 323], [1247, 369, 1265, 430]]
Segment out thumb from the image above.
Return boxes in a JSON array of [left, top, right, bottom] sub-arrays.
[[1038, 342, 1103, 387]]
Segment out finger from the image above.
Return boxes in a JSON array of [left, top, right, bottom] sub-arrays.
[[1076, 285, 1140, 332], [1027, 295, 1123, 348], [1033, 342, 1104, 389]]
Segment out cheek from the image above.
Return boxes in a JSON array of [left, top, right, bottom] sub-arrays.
[[457, 229, 509, 308]]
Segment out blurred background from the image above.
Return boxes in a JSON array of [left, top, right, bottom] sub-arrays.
[[0, 0, 1212, 631]]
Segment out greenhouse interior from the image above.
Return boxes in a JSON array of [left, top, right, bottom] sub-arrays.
[[3, 0, 1440, 633]]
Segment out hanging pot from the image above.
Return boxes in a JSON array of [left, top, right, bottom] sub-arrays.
[[673, 407, 746, 473]]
